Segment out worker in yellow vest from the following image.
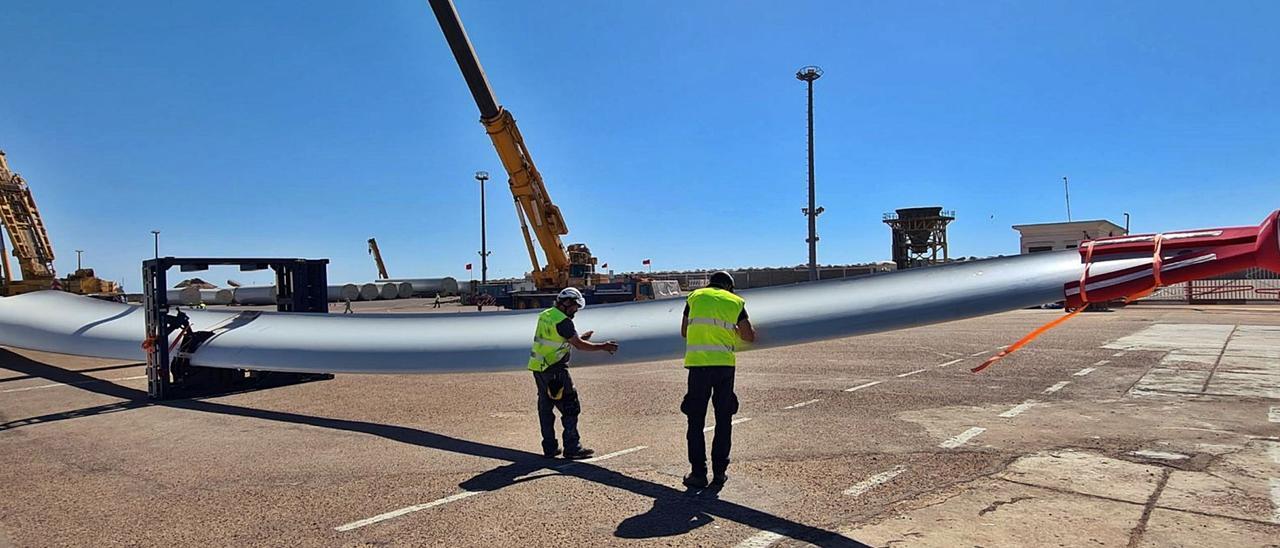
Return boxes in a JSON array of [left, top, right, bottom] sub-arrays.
[[528, 287, 619, 459], [680, 271, 755, 488]]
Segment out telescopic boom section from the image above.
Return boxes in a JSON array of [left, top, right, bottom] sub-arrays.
[[427, 0, 570, 289]]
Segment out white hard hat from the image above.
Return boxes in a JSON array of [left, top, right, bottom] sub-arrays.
[[558, 287, 586, 309]]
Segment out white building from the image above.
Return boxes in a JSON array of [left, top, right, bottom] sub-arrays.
[[1011, 220, 1127, 254]]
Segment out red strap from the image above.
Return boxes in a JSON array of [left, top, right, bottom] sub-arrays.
[[972, 307, 1086, 373]]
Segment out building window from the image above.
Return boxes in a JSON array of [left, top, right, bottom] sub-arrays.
[[1028, 246, 1053, 253]]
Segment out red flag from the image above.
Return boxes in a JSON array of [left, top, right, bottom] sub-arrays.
[[465, 263, 472, 270], [642, 259, 651, 266], [601, 263, 608, 269]]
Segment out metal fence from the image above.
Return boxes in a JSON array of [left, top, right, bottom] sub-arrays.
[[1138, 267, 1280, 303]]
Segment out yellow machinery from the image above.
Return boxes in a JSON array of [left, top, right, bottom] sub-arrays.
[[367, 237, 390, 279], [0, 150, 122, 297], [428, 0, 607, 295]]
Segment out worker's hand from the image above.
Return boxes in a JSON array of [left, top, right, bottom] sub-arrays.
[[601, 341, 619, 354], [580, 330, 594, 341]]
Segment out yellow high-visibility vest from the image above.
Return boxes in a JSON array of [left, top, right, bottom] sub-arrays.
[[684, 287, 745, 367], [528, 307, 570, 372]]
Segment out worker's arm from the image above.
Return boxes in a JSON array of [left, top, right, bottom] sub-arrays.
[[737, 318, 756, 343], [570, 330, 618, 353], [680, 314, 689, 338]]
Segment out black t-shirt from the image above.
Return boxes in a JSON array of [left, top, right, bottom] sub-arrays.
[[683, 304, 749, 323], [551, 317, 576, 366]]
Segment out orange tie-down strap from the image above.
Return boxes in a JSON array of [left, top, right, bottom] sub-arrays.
[[972, 235, 1165, 374]]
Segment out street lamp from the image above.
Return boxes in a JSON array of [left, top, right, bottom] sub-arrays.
[[796, 65, 824, 282], [75, 250, 83, 271], [474, 171, 491, 284], [150, 230, 160, 259], [1123, 212, 1131, 234]]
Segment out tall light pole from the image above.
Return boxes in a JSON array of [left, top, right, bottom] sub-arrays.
[[474, 171, 490, 284], [1123, 212, 1130, 234], [150, 230, 160, 259], [1063, 176, 1072, 222], [797, 65, 824, 281], [75, 250, 83, 271]]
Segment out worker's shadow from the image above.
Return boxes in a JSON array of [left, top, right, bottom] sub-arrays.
[[0, 349, 869, 547], [613, 486, 720, 539]]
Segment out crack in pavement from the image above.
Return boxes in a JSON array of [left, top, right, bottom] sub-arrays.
[[977, 495, 1035, 516]]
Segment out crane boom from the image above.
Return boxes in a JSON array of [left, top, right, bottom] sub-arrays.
[[427, 0, 581, 290], [367, 238, 391, 280], [0, 150, 56, 282]]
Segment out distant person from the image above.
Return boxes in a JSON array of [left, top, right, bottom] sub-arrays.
[[679, 271, 754, 488], [432, 293, 441, 309], [528, 287, 619, 459]]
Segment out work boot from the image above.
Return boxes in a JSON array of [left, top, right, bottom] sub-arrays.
[[563, 447, 595, 460], [710, 472, 728, 486], [543, 447, 562, 458], [682, 471, 709, 489]]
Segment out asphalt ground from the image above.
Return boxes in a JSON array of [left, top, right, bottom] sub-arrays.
[[1, 304, 1278, 547]]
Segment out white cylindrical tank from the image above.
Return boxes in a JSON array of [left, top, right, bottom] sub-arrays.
[[397, 282, 414, 299], [358, 283, 379, 301], [327, 284, 360, 303], [383, 277, 460, 296], [232, 286, 277, 306], [198, 289, 234, 305], [377, 283, 399, 300], [166, 287, 201, 305]]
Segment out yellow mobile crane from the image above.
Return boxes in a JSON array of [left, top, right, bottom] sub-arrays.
[[367, 237, 390, 279], [428, 0, 609, 309], [0, 150, 122, 298]]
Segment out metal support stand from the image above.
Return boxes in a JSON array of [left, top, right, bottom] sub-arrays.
[[142, 257, 332, 400]]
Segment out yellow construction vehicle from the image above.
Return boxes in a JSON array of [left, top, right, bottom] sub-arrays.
[[0, 150, 122, 298], [428, 0, 609, 309], [367, 238, 391, 280]]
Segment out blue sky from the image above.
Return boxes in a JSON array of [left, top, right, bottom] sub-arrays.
[[2, 1, 1277, 291]]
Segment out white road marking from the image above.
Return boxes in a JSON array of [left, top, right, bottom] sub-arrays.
[[703, 418, 752, 433], [1265, 442, 1278, 465], [1093, 359, 1111, 367], [1043, 381, 1070, 394], [335, 491, 481, 531], [784, 399, 822, 410], [998, 400, 1038, 418], [1271, 478, 1280, 524], [843, 466, 906, 497], [0, 375, 147, 393], [338, 445, 648, 531], [1129, 450, 1190, 461], [936, 358, 965, 368], [970, 350, 990, 357], [1113, 351, 1126, 357], [845, 381, 882, 392], [733, 529, 788, 548], [1074, 367, 1096, 377], [1270, 406, 1280, 423], [896, 369, 928, 378], [940, 427, 986, 449]]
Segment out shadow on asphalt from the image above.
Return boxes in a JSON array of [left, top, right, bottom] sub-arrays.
[[0, 349, 870, 547]]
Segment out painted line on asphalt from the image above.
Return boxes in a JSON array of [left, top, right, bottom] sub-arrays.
[[936, 358, 965, 368], [704, 417, 752, 433], [1113, 351, 1126, 357], [1270, 406, 1279, 423], [940, 427, 986, 449], [1043, 381, 1070, 394], [784, 399, 822, 410], [0, 375, 147, 393], [998, 400, 1038, 418], [1093, 359, 1111, 367], [843, 466, 906, 497], [969, 350, 990, 357], [844, 381, 882, 392], [1074, 367, 1096, 377], [896, 368, 928, 378], [337, 445, 649, 532], [733, 529, 788, 548], [1271, 478, 1280, 524], [336, 491, 481, 531]]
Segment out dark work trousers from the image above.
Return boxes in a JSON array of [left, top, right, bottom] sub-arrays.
[[681, 366, 738, 475], [532, 365, 582, 453]]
